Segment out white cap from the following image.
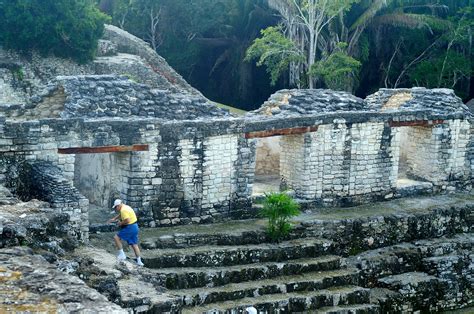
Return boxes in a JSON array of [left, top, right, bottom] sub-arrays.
[[112, 199, 122, 209]]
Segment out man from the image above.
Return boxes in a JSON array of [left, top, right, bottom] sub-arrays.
[[107, 199, 144, 266]]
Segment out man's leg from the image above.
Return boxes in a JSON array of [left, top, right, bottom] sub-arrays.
[[131, 244, 141, 257], [114, 234, 123, 250], [131, 244, 144, 266], [114, 234, 126, 260]]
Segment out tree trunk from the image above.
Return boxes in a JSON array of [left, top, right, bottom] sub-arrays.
[[308, 30, 316, 89]]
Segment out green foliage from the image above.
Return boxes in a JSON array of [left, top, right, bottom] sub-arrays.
[[372, 13, 452, 33], [0, 0, 109, 63], [260, 192, 301, 242], [310, 43, 362, 91], [98, 0, 474, 105], [101, 0, 276, 109], [409, 51, 472, 98], [121, 72, 138, 82], [9, 66, 25, 81], [245, 26, 304, 85], [358, 34, 370, 63]]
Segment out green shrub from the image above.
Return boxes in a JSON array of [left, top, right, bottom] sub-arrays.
[[260, 192, 300, 242], [0, 0, 109, 63]]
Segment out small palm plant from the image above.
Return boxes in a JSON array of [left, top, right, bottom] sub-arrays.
[[260, 192, 301, 242]]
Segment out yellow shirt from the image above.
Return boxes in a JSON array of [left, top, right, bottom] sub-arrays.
[[119, 204, 137, 225]]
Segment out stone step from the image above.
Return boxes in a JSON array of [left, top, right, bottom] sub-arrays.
[[175, 269, 359, 307], [149, 255, 342, 289], [348, 233, 474, 287], [377, 271, 448, 312], [318, 303, 381, 314], [141, 230, 268, 250], [141, 238, 333, 268], [180, 285, 370, 314], [117, 278, 181, 313], [89, 223, 118, 233], [0, 185, 17, 205], [140, 225, 309, 250]]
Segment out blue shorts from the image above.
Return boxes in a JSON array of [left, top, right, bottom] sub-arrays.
[[117, 223, 139, 245]]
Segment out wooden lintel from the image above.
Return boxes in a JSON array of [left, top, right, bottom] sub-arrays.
[[58, 144, 149, 154], [245, 126, 318, 139], [389, 120, 444, 128]]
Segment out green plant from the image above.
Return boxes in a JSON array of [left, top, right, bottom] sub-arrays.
[[310, 42, 362, 92], [121, 73, 138, 82], [10, 67, 25, 81], [260, 192, 300, 242], [0, 0, 109, 63]]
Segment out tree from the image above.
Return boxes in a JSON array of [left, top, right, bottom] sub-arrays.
[[0, 0, 109, 63], [245, 26, 304, 85], [310, 42, 361, 91], [147, 5, 162, 51], [360, 1, 473, 98], [249, 0, 359, 88], [404, 7, 474, 98]]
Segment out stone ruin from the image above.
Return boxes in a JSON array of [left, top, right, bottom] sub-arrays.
[[0, 25, 473, 314], [0, 70, 472, 242], [0, 25, 472, 244]]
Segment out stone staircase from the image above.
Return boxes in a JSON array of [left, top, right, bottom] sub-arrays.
[[139, 232, 379, 313], [349, 233, 474, 312], [85, 193, 473, 313]]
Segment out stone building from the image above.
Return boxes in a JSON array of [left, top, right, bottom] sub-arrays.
[[0, 74, 472, 242], [0, 26, 472, 242]]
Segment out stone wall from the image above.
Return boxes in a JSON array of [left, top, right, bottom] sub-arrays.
[[156, 130, 253, 225], [280, 121, 397, 202], [255, 137, 280, 175], [0, 117, 159, 237], [470, 122, 474, 185], [24, 88, 66, 119], [202, 135, 238, 214], [21, 76, 229, 120], [280, 134, 306, 193], [125, 146, 160, 223], [73, 152, 130, 207]]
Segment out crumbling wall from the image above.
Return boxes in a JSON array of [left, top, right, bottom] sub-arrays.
[[0, 68, 25, 104], [24, 87, 66, 119], [469, 122, 474, 185], [405, 120, 471, 185], [19, 161, 89, 241], [0, 86, 472, 231]]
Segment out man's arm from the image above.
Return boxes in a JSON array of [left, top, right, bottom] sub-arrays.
[[118, 218, 130, 226], [107, 214, 120, 224]]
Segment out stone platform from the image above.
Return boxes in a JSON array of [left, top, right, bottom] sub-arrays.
[[0, 247, 125, 313], [83, 193, 473, 313], [1, 192, 472, 313]]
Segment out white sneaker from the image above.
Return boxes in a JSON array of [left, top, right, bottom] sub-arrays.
[[117, 251, 126, 261], [135, 258, 144, 266]]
